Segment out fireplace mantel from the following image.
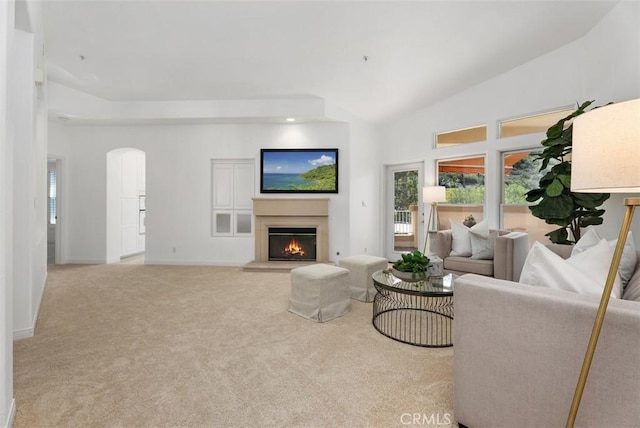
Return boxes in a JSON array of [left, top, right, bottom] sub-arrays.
[[253, 198, 329, 263]]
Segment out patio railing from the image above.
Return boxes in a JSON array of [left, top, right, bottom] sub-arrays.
[[394, 210, 413, 234]]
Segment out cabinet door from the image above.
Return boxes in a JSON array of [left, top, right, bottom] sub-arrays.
[[235, 211, 253, 235], [234, 163, 255, 210], [211, 160, 255, 237], [213, 211, 233, 236], [212, 164, 234, 209]]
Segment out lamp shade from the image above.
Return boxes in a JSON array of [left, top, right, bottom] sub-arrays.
[[572, 99, 640, 193], [423, 186, 446, 203]]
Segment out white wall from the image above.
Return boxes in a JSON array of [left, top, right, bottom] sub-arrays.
[[582, 0, 640, 239], [326, 102, 384, 257], [380, 0, 640, 241], [0, 0, 15, 424], [48, 122, 352, 265], [10, 25, 47, 341], [11, 28, 47, 340]]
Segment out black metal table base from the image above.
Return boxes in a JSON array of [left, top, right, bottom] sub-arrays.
[[372, 287, 453, 347]]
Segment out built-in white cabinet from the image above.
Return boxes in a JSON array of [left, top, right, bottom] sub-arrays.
[[211, 160, 254, 236], [120, 149, 146, 257]]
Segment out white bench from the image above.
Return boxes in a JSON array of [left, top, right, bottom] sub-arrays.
[[338, 255, 389, 302], [288, 264, 351, 322]]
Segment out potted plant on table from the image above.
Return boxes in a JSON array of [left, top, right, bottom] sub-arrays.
[[389, 250, 430, 282]]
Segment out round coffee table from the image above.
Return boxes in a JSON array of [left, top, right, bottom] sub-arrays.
[[371, 270, 456, 347]]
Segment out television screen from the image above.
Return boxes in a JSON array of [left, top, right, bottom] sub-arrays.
[[260, 148, 338, 193]]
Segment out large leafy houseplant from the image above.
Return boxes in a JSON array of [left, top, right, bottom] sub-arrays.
[[525, 100, 610, 244]]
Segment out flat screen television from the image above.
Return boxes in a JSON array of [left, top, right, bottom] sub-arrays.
[[260, 148, 339, 193]]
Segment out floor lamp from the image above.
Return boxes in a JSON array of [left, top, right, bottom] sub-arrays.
[[567, 98, 640, 427], [422, 186, 446, 256]]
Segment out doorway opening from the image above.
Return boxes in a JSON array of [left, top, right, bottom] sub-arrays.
[[47, 158, 62, 264], [384, 162, 424, 261]]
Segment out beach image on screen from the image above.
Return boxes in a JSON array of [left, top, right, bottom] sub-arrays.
[[262, 150, 337, 192]]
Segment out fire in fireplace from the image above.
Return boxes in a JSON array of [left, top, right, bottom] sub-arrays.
[[268, 227, 317, 261]]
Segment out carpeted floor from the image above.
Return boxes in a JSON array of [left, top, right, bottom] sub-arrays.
[[13, 263, 455, 427]]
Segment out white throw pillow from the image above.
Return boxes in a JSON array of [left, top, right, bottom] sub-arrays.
[[450, 219, 489, 257], [622, 267, 640, 302], [520, 240, 623, 298], [572, 228, 637, 286], [469, 230, 497, 260]]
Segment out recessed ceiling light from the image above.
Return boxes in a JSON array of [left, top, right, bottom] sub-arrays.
[[286, 117, 296, 122]]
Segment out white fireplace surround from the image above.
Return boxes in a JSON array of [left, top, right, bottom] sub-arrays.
[[253, 198, 329, 263]]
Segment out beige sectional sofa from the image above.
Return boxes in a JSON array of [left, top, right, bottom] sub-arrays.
[[454, 245, 640, 427], [434, 229, 529, 281]]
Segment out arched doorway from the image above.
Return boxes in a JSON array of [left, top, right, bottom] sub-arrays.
[[106, 148, 146, 263]]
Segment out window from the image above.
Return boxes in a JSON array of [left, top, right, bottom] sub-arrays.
[[211, 160, 255, 237], [437, 156, 485, 228], [499, 108, 574, 138], [48, 169, 57, 225], [501, 150, 559, 244], [435, 125, 487, 148]]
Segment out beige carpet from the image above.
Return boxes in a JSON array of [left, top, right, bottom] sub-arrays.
[[13, 264, 455, 427]]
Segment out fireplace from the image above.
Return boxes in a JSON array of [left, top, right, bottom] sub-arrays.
[[252, 198, 329, 264], [268, 227, 317, 261]]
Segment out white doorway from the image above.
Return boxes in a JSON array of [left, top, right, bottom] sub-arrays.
[[47, 158, 62, 264], [384, 162, 424, 261]]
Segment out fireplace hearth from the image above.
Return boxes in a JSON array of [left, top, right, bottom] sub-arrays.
[[268, 227, 317, 261]]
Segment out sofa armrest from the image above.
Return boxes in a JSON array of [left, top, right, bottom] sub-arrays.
[[454, 274, 640, 428], [493, 231, 529, 281], [434, 230, 452, 260]]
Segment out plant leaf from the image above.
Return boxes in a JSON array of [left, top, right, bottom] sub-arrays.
[[546, 228, 571, 245], [557, 174, 571, 188], [579, 217, 604, 227], [545, 179, 564, 197], [534, 194, 574, 219], [525, 188, 545, 203]]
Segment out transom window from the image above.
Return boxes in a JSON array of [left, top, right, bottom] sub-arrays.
[[435, 125, 487, 148], [499, 108, 574, 139]]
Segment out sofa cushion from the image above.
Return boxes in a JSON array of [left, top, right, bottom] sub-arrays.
[[520, 240, 622, 298], [623, 267, 640, 301], [450, 219, 489, 257], [444, 256, 493, 276], [572, 228, 637, 286], [470, 229, 497, 260]]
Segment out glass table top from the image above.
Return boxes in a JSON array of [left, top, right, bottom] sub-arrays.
[[372, 270, 456, 296]]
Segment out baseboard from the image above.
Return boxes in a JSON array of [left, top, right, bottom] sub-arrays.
[[120, 251, 144, 259], [2, 399, 15, 428], [13, 327, 34, 341], [13, 272, 47, 341], [62, 259, 104, 264]]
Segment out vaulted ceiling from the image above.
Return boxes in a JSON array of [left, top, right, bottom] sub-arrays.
[[40, 1, 617, 124]]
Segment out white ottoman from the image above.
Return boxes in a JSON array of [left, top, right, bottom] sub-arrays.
[[289, 264, 351, 322], [338, 255, 389, 302]]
